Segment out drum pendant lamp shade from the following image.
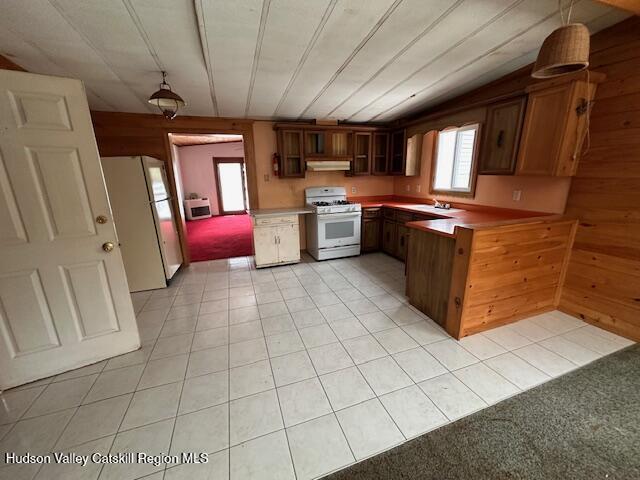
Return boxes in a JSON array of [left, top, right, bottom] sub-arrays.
[[532, 23, 590, 79], [148, 71, 186, 120]]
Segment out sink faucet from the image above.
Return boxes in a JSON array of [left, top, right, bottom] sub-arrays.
[[433, 199, 451, 210]]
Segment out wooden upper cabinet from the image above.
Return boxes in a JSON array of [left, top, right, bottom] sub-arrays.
[[351, 132, 372, 175], [304, 130, 326, 157], [389, 129, 406, 175], [516, 73, 603, 177], [479, 97, 526, 175], [329, 130, 352, 157], [277, 129, 305, 177], [304, 129, 353, 158], [372, 132, 389, 175]]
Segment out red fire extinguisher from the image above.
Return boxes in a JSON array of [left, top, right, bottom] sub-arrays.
[[272, 153, 280, 176]]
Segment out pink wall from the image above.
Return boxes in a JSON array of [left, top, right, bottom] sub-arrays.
[[177, 141, 245, 216]]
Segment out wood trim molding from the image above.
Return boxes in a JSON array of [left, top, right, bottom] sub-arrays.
[[593, 0, 640, 14], [91, 111, 259, 266], [0, 54, 26, 71]]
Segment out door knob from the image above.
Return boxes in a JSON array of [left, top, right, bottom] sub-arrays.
[[96, 215, 108, 224], [102, 242, 115, 252]]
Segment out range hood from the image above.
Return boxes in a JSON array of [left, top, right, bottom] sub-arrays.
[[306, 160, 351, 171]]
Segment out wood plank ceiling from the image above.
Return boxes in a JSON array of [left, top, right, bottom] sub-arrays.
[[0, 0, 629, 122]]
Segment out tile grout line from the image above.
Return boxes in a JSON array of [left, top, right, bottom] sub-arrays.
[[258, 299, 299, 480]]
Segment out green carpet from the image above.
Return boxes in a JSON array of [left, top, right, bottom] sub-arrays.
[[324, 345, 640, 480]]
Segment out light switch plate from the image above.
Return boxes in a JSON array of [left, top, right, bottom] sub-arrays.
[[416, 184, 421, 193], [351, 186, 357, 194], [512, 190, 522, 201]]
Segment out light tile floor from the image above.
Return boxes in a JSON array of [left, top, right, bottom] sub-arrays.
[[0, 253, 634, 480]]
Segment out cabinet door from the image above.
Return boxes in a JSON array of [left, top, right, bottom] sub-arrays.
[[352, 132, 372, 175], [253, 226, 279, 266], [329, 131, 352, 157], [305, 130, 327, 157], [396, 225, 409, 261], [516, 84, 573, 176], [278, 129, 305, 177], [276, 223, 300, 263], [479, 97, 526, 174], [362, 218, 381, 252], [390, 130, 406, 175], [382, 220, 397, 255], [372, 132, 389, 175]]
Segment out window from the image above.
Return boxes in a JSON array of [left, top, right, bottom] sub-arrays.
[[431, 124, 480, 195]]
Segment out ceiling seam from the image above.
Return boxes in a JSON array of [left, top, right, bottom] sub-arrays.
[[369, 0, 593, 121], [375, 2, 613, 121], [296, 0, 404, 120], [48, 0, 153, 113], [194, 0, 219, 117], [272, 0, 338, 118], [244, 0, 272, 118], [244, 0, 271, 118], [122, 0, 165, 71], [0, 22, 117, 111], [346, 0, 527, 122], [324, 0, 465, 120]]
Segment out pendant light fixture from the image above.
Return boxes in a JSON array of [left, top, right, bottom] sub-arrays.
[[532, 0, 589, 79], [148, 71, 186, 120]]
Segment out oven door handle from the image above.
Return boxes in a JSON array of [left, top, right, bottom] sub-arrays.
[[317, 213, 362, 220]]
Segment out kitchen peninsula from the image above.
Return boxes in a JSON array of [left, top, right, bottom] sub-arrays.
[[356, 198, 577, 340]]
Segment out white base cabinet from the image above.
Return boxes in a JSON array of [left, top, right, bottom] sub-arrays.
[[253, 215, 301, 268]]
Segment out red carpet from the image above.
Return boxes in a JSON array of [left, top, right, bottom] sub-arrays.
[[186, 214, 253, 262]]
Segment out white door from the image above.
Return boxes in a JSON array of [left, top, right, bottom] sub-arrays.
[[277, 223, 300, 263], [0, 70, 140, 389]]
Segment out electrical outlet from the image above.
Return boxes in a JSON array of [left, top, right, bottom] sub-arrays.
[[405, 184, 410, 192], [416, 184, 421, 193], [512, 190, 522, 201], [264, 174, 269, 182], [351, 186, 357, 194]]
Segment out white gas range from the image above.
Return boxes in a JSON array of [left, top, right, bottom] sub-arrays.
[[305, 187, 362, 261]]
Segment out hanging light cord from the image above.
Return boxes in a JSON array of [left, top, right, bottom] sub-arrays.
[[559, 0, 575, 26]]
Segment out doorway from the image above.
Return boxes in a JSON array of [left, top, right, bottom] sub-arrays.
[[169, 133, 254, 262], [214, 158, 248, 215]]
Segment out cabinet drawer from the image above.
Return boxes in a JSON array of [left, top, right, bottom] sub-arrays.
[[396, 211, 413, 224], [362, 208, 381, 218], [254, 215, 297, 226], [383, 208, 396, 221]]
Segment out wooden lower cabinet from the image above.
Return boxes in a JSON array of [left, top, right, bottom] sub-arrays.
[[406, 218, 578, 339], [362, 218, 381, 252], [382, 219, 397, 256], [396, 224, 410, 261], [405, 229, 456, 328]]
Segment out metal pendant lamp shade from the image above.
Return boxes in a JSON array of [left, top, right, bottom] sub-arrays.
[[148, 71, 186, 120], [532, 23, 590, 79]]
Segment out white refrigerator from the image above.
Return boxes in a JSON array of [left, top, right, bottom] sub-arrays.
[[101, 156, 183, 292]]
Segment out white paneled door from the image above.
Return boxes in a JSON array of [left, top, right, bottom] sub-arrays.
[[0, 70, 140, 389]]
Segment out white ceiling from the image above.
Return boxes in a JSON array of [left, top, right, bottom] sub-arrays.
[[0, 0, 628, 122]]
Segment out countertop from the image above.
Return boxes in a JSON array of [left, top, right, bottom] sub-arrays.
[[360, 200, 552, 238], [248, 207, 313, 218]]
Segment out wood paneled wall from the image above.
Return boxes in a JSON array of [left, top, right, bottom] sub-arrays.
[[403, 17, 640, 341], [458, 219, 577, 337], [91, 111, 259, 265], [558, 18, 640, 341]]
